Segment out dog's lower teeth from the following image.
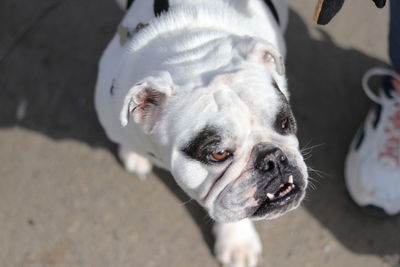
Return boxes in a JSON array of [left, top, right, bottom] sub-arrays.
[[268, 182, 295, 201]]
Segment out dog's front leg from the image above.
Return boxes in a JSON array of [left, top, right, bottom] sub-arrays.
[[118, 145, 152, 180], [213, 219, 262, 267]]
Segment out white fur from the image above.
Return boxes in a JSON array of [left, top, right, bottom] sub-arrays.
[[118, 145, 152, 180], [214, 219, 262, 267]]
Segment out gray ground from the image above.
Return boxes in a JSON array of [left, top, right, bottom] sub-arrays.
[[1, 0, 399, 266]]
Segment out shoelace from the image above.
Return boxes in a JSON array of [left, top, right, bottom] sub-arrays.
[[362, 67, 400, 166]]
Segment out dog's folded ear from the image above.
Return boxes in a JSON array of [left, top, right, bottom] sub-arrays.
[[120, 72, 174, 132], [238, 37, 285, 76], [260, 42, 285, 76]]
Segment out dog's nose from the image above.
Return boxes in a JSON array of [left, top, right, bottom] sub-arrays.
[[254, 146, 288, 175]]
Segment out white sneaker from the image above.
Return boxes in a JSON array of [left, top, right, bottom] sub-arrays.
[[345, 67, 400, 216]]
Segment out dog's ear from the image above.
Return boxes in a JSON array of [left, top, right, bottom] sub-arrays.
[[253, 41, 285, 76], [261, 43, 285, 76], [238, 38, 285, 76], [120, 72, 174, 133]]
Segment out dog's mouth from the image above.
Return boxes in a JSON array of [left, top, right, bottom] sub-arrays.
[[251, 175, 302, 218], [267, 181, 296, 201], [211, 163, 307, 222]]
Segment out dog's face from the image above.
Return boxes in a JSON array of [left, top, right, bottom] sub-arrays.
[[168, 72, 307, 223], [120, 37, 308, 222]]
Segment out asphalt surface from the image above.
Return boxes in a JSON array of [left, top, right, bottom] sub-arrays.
[[1, 0, 399, 266]]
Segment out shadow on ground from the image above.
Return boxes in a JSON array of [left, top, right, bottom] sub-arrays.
[[286, 10, 400, 264], [0, 0, 399, 263]]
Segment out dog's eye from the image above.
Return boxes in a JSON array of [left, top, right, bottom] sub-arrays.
[[275, 107, 297, 135], [281, 118, 288, 130], [275, 115, 297, 135], [209, 150, 231, 162]]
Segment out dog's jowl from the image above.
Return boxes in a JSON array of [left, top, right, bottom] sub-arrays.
[[95, 0, 308, 266]]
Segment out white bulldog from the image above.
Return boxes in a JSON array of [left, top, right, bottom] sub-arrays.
[[95, 0, 308, 266]]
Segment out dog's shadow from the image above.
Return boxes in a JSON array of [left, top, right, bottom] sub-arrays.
[[286, 10, 400, 263], [153, 168, 215, 250], [1, 0, 399, 262]]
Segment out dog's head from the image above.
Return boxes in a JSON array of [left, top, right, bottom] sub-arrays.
[[120, 36, 307, 222]]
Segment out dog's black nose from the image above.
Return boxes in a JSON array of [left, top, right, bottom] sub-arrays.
[[254, 146, 288, 175]]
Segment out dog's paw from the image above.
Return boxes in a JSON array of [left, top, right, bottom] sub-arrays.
[[118, 146, 152, 180], [215, 237, 262, 267], [213, 220, 262, 267]]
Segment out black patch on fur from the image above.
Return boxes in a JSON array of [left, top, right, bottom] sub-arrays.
[[154, 0, 169, 16], [125, 0, 169, 16], [263, 0, 280, 25], [182, 126, 222, 164], [272, 81, 297, 135], [126, 0, 135, 9]]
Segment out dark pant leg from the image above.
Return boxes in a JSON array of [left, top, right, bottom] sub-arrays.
[[389, 0, 400, 72]]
